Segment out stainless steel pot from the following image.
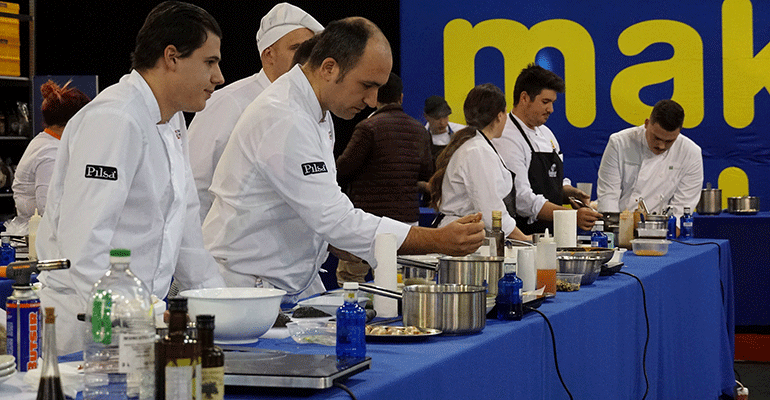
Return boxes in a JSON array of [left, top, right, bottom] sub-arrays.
[[727, 196, 760, 214], [698, 184, 722, 215], [437, 255, 503, 297], [359, 283, 486, 335]]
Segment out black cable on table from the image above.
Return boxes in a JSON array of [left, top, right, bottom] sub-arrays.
[[333, 381, 358, 400], [524, 306, 574, 400], [617, 270, 649, 400]]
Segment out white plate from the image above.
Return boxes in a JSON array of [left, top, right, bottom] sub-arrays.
[[0, 355, 14, 370], [0, 369, 16, 384]]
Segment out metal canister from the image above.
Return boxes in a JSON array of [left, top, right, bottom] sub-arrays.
[[6, 284, 40, 371]]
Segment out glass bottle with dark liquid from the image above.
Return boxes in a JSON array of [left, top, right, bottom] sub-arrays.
[[490, 210, 505, 257], [197, 315, 224, 400], [156, 297, 201, 400], [37, 307, 64, 400]]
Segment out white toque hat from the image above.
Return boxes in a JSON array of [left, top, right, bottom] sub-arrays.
[[256, 3, 324, 55]]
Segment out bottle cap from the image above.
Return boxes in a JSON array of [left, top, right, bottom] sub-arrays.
[[343, 282, 359, 290], [684, 206, 691, 213], [109, 248, 131, 263], [491, 210, 502, 219], [196, 314, 215, 330], [503, 257, 517, 274], [593, 220, 604, 230], [168, 297, 188, 311], [45, 307, 55, 324], [539, 228, 554, 243]]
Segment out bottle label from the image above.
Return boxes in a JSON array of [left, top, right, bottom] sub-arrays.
[[118, 332, 155, 373], [165, 357, 202, 400], [201, 366, 225, 400], [683, 222, 693, 227], [91, 290, 112, 344]]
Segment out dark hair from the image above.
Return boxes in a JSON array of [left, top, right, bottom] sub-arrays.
[[131, 1, 222, 71], [512, 63, 565, 106], [291, 34, 319, 66], [377, 72, 402, 104], [306, 17, 386, 82], [649, 99, 685, 131], [429, 84, 506, 208], [41, 80, 91, 127]]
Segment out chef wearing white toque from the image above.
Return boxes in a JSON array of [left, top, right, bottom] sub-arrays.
[[188, 3, 324, 221]]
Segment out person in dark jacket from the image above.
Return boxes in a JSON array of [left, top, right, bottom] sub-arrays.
[[335, 72, 433, 285]]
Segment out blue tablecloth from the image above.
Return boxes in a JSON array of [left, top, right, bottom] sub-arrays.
[[694, 211, 769, 327], [227, 240, 734, 399], [57, 240, 734, 399]]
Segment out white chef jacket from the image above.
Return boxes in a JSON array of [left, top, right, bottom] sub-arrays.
[[437, 131, 517, 236], [491, 114, 571, 224], [188, 70, 272, 222], [203, 65, 411, 301], [424, 121, 466, 146], [12, 130, 59, 220], [596, 125, 703, 221], [36, 70, 225, 354]]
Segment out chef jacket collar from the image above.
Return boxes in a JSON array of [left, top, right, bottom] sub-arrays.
[[289, 64, 327, 124], [125, 69, 164, 125]]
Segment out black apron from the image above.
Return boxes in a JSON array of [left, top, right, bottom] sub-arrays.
[[509, 113, 564, 235], [429, 124, 454, 167], [432, 131, 516, 228]]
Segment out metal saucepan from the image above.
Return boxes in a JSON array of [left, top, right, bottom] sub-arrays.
[[727, 196, 760, 214], [397, 257, 438, 286], [359, 283, 486, 335], [437, 255, 504, 297]]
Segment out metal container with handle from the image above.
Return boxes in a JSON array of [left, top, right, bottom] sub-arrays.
[[697, 182, 722, 215], [358, 283, 486, 335], [437, 255, 503, 297]]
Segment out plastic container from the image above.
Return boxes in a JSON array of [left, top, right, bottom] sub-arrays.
[[618, 210, 634, 249], [287, 321, 336, 346], [630, 239, 670, 256], [556, 273, 582, 292]]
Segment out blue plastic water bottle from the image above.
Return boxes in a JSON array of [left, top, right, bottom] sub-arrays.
[[496, 258, 523, 321], [336, 282, 366, 365], [667, 213, 677, 239], [680, 207, 694, 239], [0, 233, 15, 266], [590, 220, 608, 248]]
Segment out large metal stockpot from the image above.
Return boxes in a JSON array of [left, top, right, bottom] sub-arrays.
[[359, 283, 487, 335], [698, 185, 722, 215], [437, 255, 504, 297]]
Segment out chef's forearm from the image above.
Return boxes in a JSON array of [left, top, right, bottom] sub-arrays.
[[398, 213, 484, 256]]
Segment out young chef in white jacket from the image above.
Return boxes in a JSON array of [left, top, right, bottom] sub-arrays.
[[429, 83, 530, 241], [203, 17, 485, 303], [187, 3, 323, 222], [596, 99, 703, 221], [35, 1, 227, 354]]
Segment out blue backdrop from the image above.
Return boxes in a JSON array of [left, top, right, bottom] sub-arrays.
[[401, 0, 770, 209]]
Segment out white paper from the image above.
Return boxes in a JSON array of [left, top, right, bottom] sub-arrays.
[[516, 247, 536, 292], [553, 209, 577, 248], [373, 233, 398, 318]]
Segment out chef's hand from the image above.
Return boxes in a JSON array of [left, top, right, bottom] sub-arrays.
[[577, 207, 602, 231], [563, 185, 590, 205], [436, 212, 485, 256], [328, 245, 362, 263]]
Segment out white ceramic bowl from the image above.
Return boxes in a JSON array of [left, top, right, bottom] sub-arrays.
[[180, 287, 286, 344], [296, 294, 369, 316]]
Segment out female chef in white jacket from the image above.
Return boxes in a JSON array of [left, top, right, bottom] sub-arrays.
[[429, 83, 530, 241]]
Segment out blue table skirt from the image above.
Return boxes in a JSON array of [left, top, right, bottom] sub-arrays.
[[694, 211, 769, 327], [60, 240, 733, 399]]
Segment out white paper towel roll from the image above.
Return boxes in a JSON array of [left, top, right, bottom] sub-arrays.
[[517, 247, 536, 292], [553, 209, 577, 248], [373, 233, 398, 317]]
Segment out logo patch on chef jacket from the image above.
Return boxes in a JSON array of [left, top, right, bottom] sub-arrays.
[[301, 161, 328, 176], [85, 164, 118, 181], [548, 163, 557, 178]]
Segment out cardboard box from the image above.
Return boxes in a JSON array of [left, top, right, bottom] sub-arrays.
[[0, 2, 20, 76]]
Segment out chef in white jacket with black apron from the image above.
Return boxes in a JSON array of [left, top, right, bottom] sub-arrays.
[[35, 3, 227, 354], [429, 84, 530, 241], [492, 64, 601, 234]]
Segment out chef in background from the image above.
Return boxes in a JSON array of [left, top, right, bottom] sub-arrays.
[[12, 80, 90, 222], [429, 83, 530, 241], [188, 2, 323, 222], [424, 95, 465, 167], [492, 64, 601, 233], [36, 1, 226, 354], [596, 99, 703, 220], [203, 17, 485, 303]]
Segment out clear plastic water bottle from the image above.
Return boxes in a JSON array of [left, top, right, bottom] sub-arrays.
[[496, 257, 523, 321], [667, 213, 677, 239], [84, 249, 155, 400], [680, 207, 694, 239], [0, 233, 15, 266], [336, 282, 366, 365], [590, 220, 608, 248]]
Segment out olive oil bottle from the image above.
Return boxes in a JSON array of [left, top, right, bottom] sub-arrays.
[[197, 315, 224, 400], [156, 298, 201, 400]]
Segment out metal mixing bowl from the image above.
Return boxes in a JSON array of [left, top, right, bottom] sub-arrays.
[[557, 247, 614, 265], [556, 252, 606, 285]]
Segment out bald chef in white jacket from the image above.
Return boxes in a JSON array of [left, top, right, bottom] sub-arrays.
[[187, 3, 323, 222], [203, 17, 484, 303], [597, 99, 703, 220], [36, 2, 226, 354]]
